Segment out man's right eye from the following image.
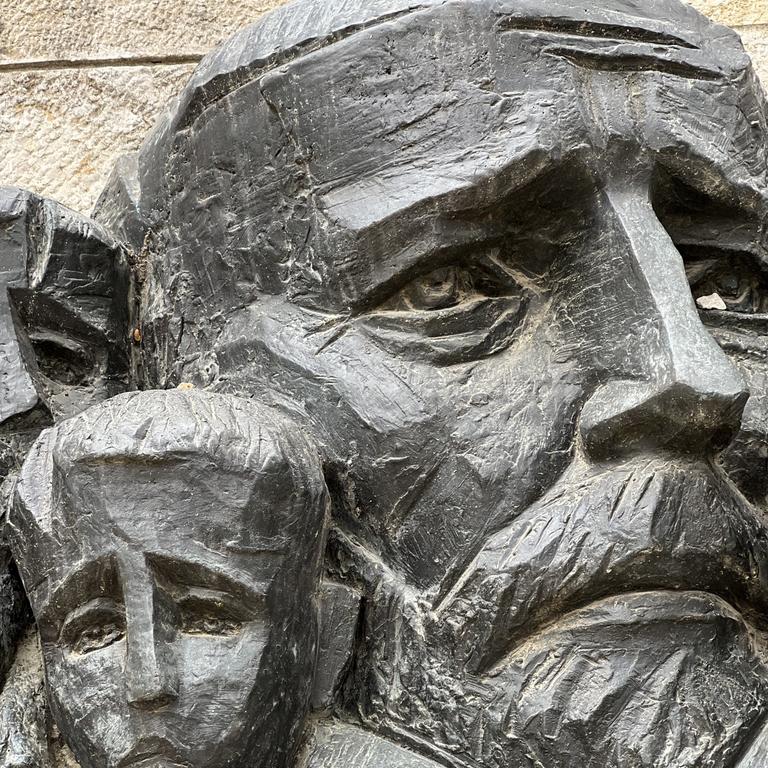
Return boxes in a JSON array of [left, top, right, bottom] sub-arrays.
[[685, 250, 768, 316], [358, 258, 531, 365], [60, 599, 126, 655]]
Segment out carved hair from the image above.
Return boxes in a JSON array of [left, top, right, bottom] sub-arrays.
[[7, 390, 328, 593]]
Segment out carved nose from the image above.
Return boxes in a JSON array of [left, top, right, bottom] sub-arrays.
[[128, 685, 177, 711], [579, 179, 749, 460], [125, 618, 179, 711], [125, 623, 179, 711], [580, 377, 748, 459], [120, 555, 179, 711]]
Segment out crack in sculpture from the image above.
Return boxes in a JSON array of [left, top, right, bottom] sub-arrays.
[[496, 15, 699, 48]]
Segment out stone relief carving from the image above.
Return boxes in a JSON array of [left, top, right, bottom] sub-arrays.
[[2, 0, 768, 766]]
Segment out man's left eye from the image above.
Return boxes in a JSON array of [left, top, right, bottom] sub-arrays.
[[359, 260, 530, 364], [381, 267, 470, 312], [686, 252, 768, 315], [177, 590, 253, 636]]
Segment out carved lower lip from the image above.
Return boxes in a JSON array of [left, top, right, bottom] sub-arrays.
[[118, 744, 188, 768]]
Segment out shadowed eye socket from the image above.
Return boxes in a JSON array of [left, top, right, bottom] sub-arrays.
[[177, 587, 259, 637], [684, 249, 768, 316], [60, 598, 126, 655], [359, 259, 531, 365], [377, 263, 515, 313], [378, 265, 506, 312]]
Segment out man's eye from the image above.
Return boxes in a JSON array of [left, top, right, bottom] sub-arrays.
[[359, 259, 530, 364], [385, 267, 468, 311], [60, 600, 126, 655], [379, 265, 507, 313], [178, 592, 249, 637], [685, 252, 768, 315]]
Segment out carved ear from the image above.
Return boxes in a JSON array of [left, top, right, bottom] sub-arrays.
[[5, 428, 58, 608], [92, 153, 148, 254], [0, 188, 48, 430], [10, 192, 132, 376]]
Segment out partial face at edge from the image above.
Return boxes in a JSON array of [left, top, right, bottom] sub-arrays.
[[11, 397, 327, 768]]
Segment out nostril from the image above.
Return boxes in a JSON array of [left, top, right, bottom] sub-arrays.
[[710, 426, 737, 453], [580, 379, 748, 460]]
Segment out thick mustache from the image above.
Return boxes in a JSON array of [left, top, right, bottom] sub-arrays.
[[437, 456, 768, 673]]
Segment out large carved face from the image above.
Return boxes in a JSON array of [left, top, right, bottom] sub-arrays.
[[92, 0, 768, 763], [7, 391, 327, 768]]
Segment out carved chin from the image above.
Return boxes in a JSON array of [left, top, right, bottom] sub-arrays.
[[364, 457, 768, 767]]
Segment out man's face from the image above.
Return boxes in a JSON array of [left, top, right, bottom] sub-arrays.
[[147, 0, 768, 762], [201, 1, 768, 581], [32, 458, 316, 768]]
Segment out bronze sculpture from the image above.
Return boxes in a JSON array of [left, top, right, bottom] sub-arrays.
[[2, 0, 768, 765]]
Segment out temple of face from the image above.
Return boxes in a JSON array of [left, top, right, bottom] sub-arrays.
[[3, 0, 768, 766]]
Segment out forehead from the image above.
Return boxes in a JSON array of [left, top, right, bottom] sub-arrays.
[[40, 459, 302, 590], [260, 4, 759, 222], [156, 0, 768, 315]]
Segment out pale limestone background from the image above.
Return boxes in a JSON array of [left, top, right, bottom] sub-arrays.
[[0, 0, 766, 213]]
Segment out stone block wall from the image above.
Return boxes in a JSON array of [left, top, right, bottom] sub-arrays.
[[0, 0, 766, 213]]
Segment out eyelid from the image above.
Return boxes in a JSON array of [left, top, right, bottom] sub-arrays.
[[176, 586, 264, 620], [59, 597, 125, 645], [352, 239, 513, 314], [146, 552, 272, 606], [371, 253, 524, 314]]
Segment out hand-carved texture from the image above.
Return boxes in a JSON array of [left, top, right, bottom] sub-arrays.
[[3, 1, 768, 767], [0, 1, 765, 212]]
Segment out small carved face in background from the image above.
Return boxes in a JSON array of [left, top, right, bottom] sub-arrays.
[[6, 391, 328, 768]]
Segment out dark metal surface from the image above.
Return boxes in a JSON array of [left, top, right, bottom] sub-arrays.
[[2, 1, 768, 766]]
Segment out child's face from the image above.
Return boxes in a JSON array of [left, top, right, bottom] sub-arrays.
[[31, 456, 321, 768]]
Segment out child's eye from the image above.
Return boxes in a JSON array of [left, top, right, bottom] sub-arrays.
[[60, 599, 126, 655], [176, 589, 255, 637]]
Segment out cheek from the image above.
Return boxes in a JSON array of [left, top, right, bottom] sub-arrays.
[[717, 356, 768, 504], [45, 644, 130, 756], [176, 625, 267, 706], [215, 307, 441, 443]]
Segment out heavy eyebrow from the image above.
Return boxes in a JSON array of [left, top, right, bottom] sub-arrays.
[[40, 556, 118, 633], [655, 148, 768, 220], [322, 149, 561, 309], [146, 552, 278, 601], [497, 15, 698, 49], [322, 142, 559, 239]]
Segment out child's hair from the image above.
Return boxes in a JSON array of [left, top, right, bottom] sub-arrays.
[[8, 389, 328, 595]]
